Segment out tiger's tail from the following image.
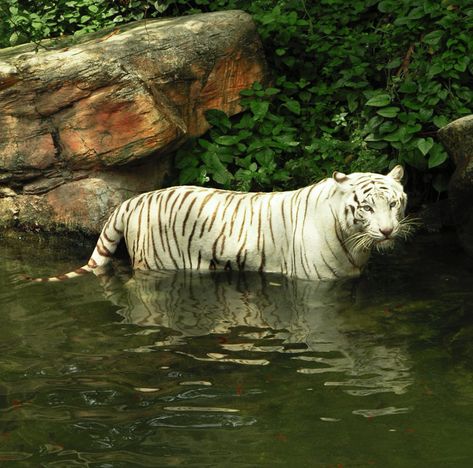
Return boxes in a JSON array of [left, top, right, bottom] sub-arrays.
[[25, 206, 124, 283]]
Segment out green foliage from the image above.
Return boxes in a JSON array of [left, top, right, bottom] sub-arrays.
[[175, 82, 384, 191], [1, 0, 174, 46], [1, 0, 473, 193], [175, 0, 473, 192]]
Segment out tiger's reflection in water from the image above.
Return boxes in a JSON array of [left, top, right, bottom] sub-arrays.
[[100, 268, 412, 397]]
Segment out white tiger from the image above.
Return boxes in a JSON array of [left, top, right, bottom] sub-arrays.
[[31, 165, 411, 282]]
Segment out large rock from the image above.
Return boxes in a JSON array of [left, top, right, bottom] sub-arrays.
[[0, 10, 268, 234], [438, 115, 473, 255]]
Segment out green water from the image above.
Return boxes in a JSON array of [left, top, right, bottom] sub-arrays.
[[1, 233, 473, 467]]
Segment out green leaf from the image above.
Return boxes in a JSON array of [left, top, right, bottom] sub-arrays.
[[265, 87, 280, 96], [423, 30, 444, 45], [367, 141, 389, 150], [255, 148, 274, 166], [418, 108, 433, 121], [236, 155, 252, 169], [9, 32, 19, 45], [213, 169, 233, 185], [217, 146, 235, 163], [238, 130, 252, 140], [250, 100, 269, 120], [234, 114, 255, 131], [202, 152, 233, 184], [198, 139, 214, 151], [376, 107, 400, 118], [214, 135, 241, 146], [433, 115, 449, 128], [405, 124, 422, 134], [179, 166, 201, 184], [365, 133, 382, 142], [283, 99, 301, 115], [429, 63, 444, 76], [417, 137, 434, 156], [399, 81, 417, 94], [386, 58, 401, 69], [428, 149, 448, 168], [454, 57, 470, 72], [205, 109, 231, 131], [378, 1, 396, 12], [384, 127, 407, 142], [365, 116, 384, 132], [32, 21, 44, 30], [247, 141, 264, 153], [402, 98, 422, 110], [366, 94, 391, 107], [274, 135, 299, 148], [347, 94, 358, 112], [408, 7, 425, 19], [379, 121, 398, 133]]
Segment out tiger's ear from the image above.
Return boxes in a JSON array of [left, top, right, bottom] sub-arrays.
[[333, 171, 349, 184], [388, 165, 404, 183]]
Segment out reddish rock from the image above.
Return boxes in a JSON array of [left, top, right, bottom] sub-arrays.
[[0, 10, 268, 233]]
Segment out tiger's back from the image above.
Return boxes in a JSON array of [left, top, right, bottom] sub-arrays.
[[118, 185, 295, 274]]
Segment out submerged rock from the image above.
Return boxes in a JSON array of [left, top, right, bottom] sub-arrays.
[[438, 115, 473, 255], [0, 10, 268, 234]]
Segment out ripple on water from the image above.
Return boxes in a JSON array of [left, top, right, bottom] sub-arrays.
[[0, 452, 32, 462], [176, 350, 270, 366], [149, 410, 257, 429], [352, 406, 412, 418]]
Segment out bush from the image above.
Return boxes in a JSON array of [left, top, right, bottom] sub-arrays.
[[1, 1, 173, 46], [2, 0, 472, 194], [176, 0, 473, 193]]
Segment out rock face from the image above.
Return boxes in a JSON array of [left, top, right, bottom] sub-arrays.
[[0, 10, 268, 234], [438, 115, 473, 255]]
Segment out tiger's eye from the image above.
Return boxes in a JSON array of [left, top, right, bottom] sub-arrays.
[[362, 205, 373, 212], [389, 201, 397, 208]]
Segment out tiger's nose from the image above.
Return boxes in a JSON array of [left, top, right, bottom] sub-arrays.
[[379, 227, 393, 238]]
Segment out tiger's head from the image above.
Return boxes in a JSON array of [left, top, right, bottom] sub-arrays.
[[333, 165, 412, 253]]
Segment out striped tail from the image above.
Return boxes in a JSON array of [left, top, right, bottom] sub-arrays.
[[25, 264, 95, 283], [25, 206, 124, 283]]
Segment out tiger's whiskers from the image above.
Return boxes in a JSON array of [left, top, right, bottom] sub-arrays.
[[344, 231, 374, 254], [396, 215, 421, 240]]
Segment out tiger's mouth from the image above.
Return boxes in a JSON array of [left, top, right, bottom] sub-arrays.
[[375, 237, 396, 250]]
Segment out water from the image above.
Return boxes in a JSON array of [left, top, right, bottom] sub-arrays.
[[1, 232, 473, 467]]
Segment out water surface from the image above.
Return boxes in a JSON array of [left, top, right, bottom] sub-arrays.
[[1, 233, 473, 467]]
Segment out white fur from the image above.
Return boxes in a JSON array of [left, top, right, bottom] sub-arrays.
[[37, 167, 409, 282]]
